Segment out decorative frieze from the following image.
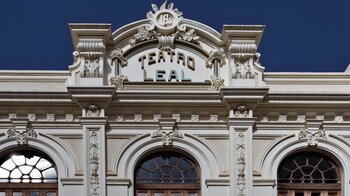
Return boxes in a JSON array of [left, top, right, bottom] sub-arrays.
[[28, 113, 36, 121], [65, 114, 74, 121], [84, 59, 100, 78], [89, 130, 100, 196], [210, 114, 218, 122], [7, 126, 37, 145]]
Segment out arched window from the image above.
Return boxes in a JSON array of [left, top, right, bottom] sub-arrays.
[[277, 152, 341, 196], [135, 152, 200, 196], [0, 150, 58, 196]]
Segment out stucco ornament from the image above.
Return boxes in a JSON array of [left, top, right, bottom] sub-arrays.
[[209, 75, 224, 91], [237, 132, 246, 196], [110, 75, 128, 90], [206, 49, 226, 69], [7, 126, 37, 145], [89, 131, 99, 196], [151, 128, 183, 146], [129, 1, 200, 51], [110, 48, 128, 67], [151, 119, 183, 146], [298, 125, 327, 146], [230, 43, 262, 79], [234, 105, 249, 118], [86, 105, 101, 117]]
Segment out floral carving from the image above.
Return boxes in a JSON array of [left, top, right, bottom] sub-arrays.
[[298, 125, 327, 146], [209, 75, 224, 91], [110, 75, 128, 90], [89, 131, 99, 196], [7, 126, 37, 145], [233, 55, 254, 79]]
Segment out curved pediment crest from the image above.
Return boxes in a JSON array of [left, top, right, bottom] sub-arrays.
[[129, 1, 200, 51]]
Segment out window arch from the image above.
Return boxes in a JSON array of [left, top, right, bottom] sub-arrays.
[[277, 151, 341, 196], [135, 152, 200, 196], [0, 150, 58, 196]]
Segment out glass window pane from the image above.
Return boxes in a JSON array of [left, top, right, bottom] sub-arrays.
[[13, 192, 23, 196], [1, 159, 16, 170], [46, 193, 56, 196], [12, 155, 25, 165], [29, 192, 39, 196], [0, 192, 5, 196], [26, 156, 40, 166], [137, 193, 147, 196], [0, 167, 10, 178], [188, 193, 198, 196], [19, 165, 33, 174], [36, 158, 52, 170], [42, 168, 57, 178], [153, 193, 164, 196], [10, 168, 22, 178], [30, 168, 42, 178]]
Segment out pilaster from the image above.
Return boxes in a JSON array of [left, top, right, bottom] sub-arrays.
[[220, 87, 268, 196]]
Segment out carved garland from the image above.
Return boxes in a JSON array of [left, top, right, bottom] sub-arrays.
[[89, 130, 99, 196]]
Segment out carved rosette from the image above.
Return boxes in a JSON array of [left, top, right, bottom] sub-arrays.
[[110, 75, 128, 90], [236, 132, 246, 196], [298, 125, 327, 146], [230, 43, 262, 79], [7, 126, 37, 145], [129, 1, 200, 51], [89, 131, 99, 196], [86, 105, 101, 117], [234, 105, 249, 118]]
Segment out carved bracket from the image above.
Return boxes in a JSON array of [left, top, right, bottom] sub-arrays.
[[86, 105, 101, 117], [151, 118, 183, 146], [110, 48, 128, 67], [110, 75, 128, 90], [209, 75, 224, 91], [234, 105, 249, 118], [298, 124, 327, 146], [7, 126, 37, 145]]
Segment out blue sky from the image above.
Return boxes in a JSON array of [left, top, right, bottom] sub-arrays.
[[0, 0, 349, 72]]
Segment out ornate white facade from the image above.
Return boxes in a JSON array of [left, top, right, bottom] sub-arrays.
[[0, 2, 349, 196]]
